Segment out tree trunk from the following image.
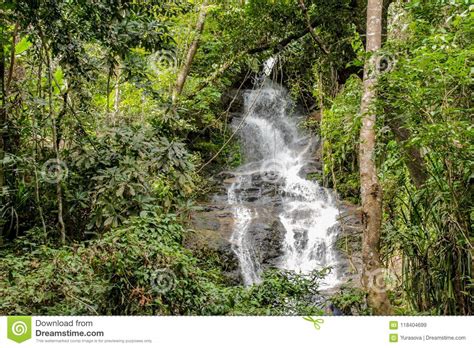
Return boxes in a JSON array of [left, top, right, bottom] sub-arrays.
[[381, 0, 394, 44], [39, 27, 66, 244], [106, 61, 112, 114], [359, 0, 392, 314], [6, 24, 18, 91], [112, 63, 120, 126], [172, 0, 208, 104], [0, 29, 6, 188]]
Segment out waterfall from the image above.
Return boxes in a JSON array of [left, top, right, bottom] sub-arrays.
[[228, 177, 262, 286], [227, 78, 340, 289]]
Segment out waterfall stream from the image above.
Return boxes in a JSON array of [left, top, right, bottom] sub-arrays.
[[227, 78, 341, 289]]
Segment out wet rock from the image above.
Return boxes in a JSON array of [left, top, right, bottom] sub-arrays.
[[221, 89, 245, 114], [187, 178, 364, 290], [223, 177, 238, 185], [187, 83, 363, 290], [332, 201, 364, 288], [186, 207, 241, 283], [247, 206, 286, 267], [187, 174, 289, 283]]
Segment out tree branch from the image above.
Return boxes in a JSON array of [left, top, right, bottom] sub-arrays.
[[298, 0, 329, 54], [248, 18, 320, 54], [188, 15, 330, 99], [172, 0, 209, 103]]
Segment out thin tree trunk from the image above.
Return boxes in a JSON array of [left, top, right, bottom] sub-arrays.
[[0, 27, 6, 187], [112, 63, 120, 126], [381, 0, 394, 44], [359, 0, 392, 314], [172, 0, 209, 104], [33, 167, 47, 238], [39, 27, 66, 244], [6, 23, 18, 91], [33, 59, 47, 237], [106, 62, 112, 114]]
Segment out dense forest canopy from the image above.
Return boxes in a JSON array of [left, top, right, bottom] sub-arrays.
[[0, 0, 472, 316]]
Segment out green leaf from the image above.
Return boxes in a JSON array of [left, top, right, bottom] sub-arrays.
[[15, 37, 32, 55]]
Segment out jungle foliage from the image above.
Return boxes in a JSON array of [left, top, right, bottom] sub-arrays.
[[0, 0, 472, 315]]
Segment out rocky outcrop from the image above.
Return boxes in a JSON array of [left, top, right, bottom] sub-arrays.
[[333, 202, 364, 287], [187, 86, 363, 289], [186, 172, 288, 284], [185, 202, 241, 282], [221, 88, 245, 114], [186, 170, 364, 289]]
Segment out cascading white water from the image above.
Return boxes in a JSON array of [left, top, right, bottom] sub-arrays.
[[228, 75, 340, 289], [228, 177, 262, 286]]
